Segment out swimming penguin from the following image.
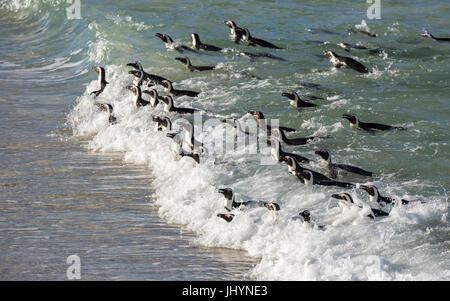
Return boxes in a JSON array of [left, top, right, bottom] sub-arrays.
[[126, 84, 150, 107], [337, 43, 384, 54], [331, 193, 387, 219], [420, 30, 450, 42], [267, 137, 310, 164], [142, 89, 163, 108], [359, 184, 411, 208], [90, 66, 109, 97], [324, 51, 369, 73], [224, 20, 246, 44], [97, 103, 117, 125], [161, 95, 198, 114], [248, 111, 296, 133], [166, 132, 200, 164], [242, 28, 284, 49], [161, 80, 200, 98], [238, 51, 286, 61], [155, 33, 199, 53], [127, 62, 169, 87], [217, 213, 235, 223], [271, 128, 329, 146], [175, 57, 215, 72], [315, 149, 373, 178], [284, 155, 331, 183], [292, 210, 325, 230], [348, 28, 377, 37], [218, 188, 280, 212], [152, 116, 172, 132], [299, 170, 356, 189], [342, 114, 406, 132], [191, 33, 222, 51], [281, 91, 318, 108]]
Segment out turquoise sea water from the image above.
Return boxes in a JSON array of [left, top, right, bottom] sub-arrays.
[[0, 0, 448, 280]]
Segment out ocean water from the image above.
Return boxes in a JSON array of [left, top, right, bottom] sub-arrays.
[[1, 0, 449, 280]]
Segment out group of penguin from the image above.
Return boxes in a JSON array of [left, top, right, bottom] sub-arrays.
[[88, 21, 443, 228]]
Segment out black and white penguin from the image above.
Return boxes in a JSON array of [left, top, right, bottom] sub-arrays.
[[155, 33, 199, 53], [238, 51, 286, 61], [224, 20, 246, 44], [271, 128, 329, 146], [420, 30, 450, 42], [161, 80, 200, 98], [342, 114, 406, 132], [281, 91, 318, 108], [152, 116, 172, 132], [337, 43, 383, 54], [97, 103, 117, 125], [191, 33, 222, 51], [127, 62, 169, 87], [242, 28, 283, 49], [348, 28, 377, 37], [180, 121, 205, 153], [284, 155, 331, 183], [142, 89, 163, 108], [126, 84, 150, 107], [315, 149, 373, 178], [90, 66, 109, 97], [218, 188, 280, 212], [359, 184, 411, 209], [161, 96, 198, 114], [248, 111, 296, 133], [331, 193, 387, 219], [175, 57, 215, 72], [292, 210, 325, 230], [267, 137, 310, 164], [166, 132, 200, 164], [324, 51, 369, 73], [299, 170, 356, 189]]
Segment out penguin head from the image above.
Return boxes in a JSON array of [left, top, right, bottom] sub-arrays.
[[420, 30, 433, 39], [281, 91, 299, 101], [126, 62, 139, 69], [175, 57, 190, 66], [224, 20, 237, 30], [161, 80, 173, 91], [166, 132, 178, 139], [155, 33, 173, 44], [324, 50, 336, 58], [248, 111, 264, 120], [262, 202, 280, 211], [331, 193, 354, 204], [101, 103, 113, 113], [342, 114, 358, 125], [143, 88, 158, 99], [160, 95, 173, 105], [315, 149, 331, 162], [218, 188, 234, 200], [299, 210, 311, 223], [217, 213, 234, 223], [300, 170, 313, 184], [359, 184, 379, 198], [126, 84, 141, 97]]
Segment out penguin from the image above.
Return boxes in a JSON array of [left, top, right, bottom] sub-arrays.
[[324, 50, 369, 73], [224, 20, 246, 44], [299, 170, 356, 189], [166, 132, 200, 164], [271, 128, 330, 146], [155, 33, 199, 53], [180, 121, 205, 153], [315, 149, 373, 178], [97, 103, 117, 125], [359, 184, 411, 207], [152, 116, 172, 132], [267, 137, 310, 164], [420, 30, 450, 42], [337, 43, 384, 54], [284, 155, 331, 183], [342, 114, 406, 132], [217, 213, 235, 223], [161, 80, 200, 98], [248, 111, 296, 133], [191, 33, 222, 51], [348, 28, 377, 37], [292, 210, 325, 230], [142, 89, 163, 108], [175, 57, 215, 72], [126, 84, 150, 107], [331, 193, 388, 219], [238, 51, 286, 61], [242, 28, 284, 49], [281, 91, 318, 108], [218, 188, 280, 212], [90, 66, 109, 97], [127, 62, 169, 87], [160, 95, 198, 114]]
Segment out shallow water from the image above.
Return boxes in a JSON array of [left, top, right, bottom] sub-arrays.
[[1, 0, 449, 280]]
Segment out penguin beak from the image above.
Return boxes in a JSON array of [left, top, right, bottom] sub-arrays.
[[126, 62, 138, 68], [166, 132, 177, 139], [281, 92, 291, 98], [152, 116, 161, 123], [155, 33, 166, 42], [342, 114, 352, 120], [218, 188, 226, 195]]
